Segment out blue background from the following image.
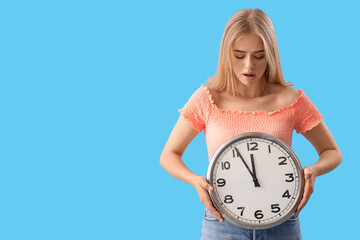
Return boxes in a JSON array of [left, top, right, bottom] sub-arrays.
[[0, 0, 358, 239]]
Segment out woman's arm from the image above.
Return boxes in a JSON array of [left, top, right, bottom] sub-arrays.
[[295, 120, 342, 215], [160, 115, 224, 222], [160, 115, 199, 184], [301, 120, 342, 176]]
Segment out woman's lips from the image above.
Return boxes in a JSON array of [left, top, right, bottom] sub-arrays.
[[243, 73, 256, 80]]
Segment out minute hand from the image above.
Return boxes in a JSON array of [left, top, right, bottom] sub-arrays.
[[234, 147, 260, 187]]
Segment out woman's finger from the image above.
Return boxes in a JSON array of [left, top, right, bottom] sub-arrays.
[[296, 172, 314, 215], [199, 176, 213, 191], [204, 200, 224, 223], [195, 176, 223, 222]]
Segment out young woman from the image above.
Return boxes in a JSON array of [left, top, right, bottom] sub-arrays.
[[160, 8, 342, 239]]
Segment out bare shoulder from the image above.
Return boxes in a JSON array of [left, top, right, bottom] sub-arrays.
[[208, 88, 223, 104], [282, 85, 301, 99], [271, 84, 301, 106]]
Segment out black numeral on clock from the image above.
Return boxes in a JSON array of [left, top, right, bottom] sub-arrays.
[[254, 210, 264, 219], [247, 142, 258, 151], [282, 190, 291, 198], [278, 156, 287, 165], [221, 161, 230, 170], [232, 149, 240, 158], [224, 195, 234, 204], [237, 207, 245, 216], [216, 178, 226, 187], [285, 173, 294, 182], [271, 204, 281, 213]]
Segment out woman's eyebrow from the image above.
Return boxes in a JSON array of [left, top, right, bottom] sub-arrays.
[[234, 49, 265, 53]]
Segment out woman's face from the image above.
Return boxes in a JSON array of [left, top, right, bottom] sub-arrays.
[[231, 33, 268, 88]]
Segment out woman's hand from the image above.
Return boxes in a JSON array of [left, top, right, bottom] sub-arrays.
[[192, 176, 224, 222], [295, 166, 317, 216]]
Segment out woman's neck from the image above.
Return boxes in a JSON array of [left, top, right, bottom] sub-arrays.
[[235, 77, 270, 98]]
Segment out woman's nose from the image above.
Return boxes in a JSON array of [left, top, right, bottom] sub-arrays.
[[245, 55, 255, 69]]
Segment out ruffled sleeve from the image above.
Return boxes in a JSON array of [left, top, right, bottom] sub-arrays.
[[178, 84, 212, 132], [294, 90, 324, 134]]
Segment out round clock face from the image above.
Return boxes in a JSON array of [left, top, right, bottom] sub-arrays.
[[207, 132, 304, 229]]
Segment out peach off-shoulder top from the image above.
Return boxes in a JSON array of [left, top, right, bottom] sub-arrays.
[[178, 84, 324, 161]]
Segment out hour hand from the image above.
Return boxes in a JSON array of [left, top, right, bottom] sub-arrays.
[[250, 154, 260, 187]]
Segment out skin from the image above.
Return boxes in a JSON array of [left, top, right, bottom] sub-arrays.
[[160, 33, 342, 223], [230, 33, 269, 98]]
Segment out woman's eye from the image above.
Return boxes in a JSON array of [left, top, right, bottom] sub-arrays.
[[235, 55, 265, 60]]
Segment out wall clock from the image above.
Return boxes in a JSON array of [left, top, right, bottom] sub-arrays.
[[207, 132, 304, 229]]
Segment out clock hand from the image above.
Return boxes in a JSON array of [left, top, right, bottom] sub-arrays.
[[234, 147, 256, 181], [250, 154, 260, 187]]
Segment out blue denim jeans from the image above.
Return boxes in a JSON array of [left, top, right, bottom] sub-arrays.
[[201, 208, 302, 240]]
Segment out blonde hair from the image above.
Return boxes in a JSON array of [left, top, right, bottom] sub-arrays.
[[206, 8, 292, 96]]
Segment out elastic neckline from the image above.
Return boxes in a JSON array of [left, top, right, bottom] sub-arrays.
[[201, 84, 304, 116]]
